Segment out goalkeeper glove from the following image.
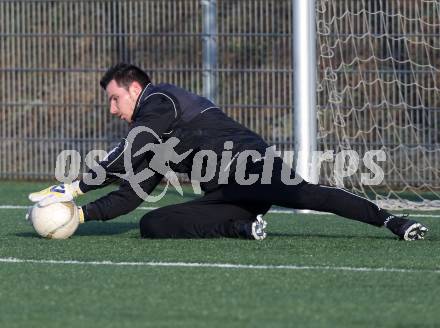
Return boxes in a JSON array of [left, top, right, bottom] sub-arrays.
[[28, 181, 84, 207], [78, 206, 85, 224]]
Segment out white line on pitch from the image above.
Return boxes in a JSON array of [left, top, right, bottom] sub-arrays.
[[0, 205, 29, 209], [0, 257, 439, 274], [1, 205, 440, 218]]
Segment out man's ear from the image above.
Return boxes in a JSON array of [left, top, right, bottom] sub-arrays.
[[129, 81, 143, 99]]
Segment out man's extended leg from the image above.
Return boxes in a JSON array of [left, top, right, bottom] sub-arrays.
[[222, 158, 428, 240], [264, 182, 428, 240]]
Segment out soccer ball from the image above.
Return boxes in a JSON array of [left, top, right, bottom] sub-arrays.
[[27, 201, 79, 239]]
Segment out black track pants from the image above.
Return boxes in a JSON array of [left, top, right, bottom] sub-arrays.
[[140, 158, 391, 238]]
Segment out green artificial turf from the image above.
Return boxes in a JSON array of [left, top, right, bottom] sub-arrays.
[[0, 181, 439, 328]]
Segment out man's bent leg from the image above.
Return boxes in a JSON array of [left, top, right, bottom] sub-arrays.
[[139, 200, 270, 239]]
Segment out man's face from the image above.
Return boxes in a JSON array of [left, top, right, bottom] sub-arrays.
[[106, 80, 142, 123]]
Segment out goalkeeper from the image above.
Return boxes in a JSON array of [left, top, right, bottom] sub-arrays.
[[29, 63, 428, 241]]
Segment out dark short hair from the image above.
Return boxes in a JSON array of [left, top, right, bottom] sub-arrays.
[[100, 63, 151, 90]]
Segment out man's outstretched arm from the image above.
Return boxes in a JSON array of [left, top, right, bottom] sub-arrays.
[[82, 170, 163, 221]]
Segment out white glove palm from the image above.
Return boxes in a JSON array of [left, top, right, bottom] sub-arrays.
[[29, 181, 83, 207]]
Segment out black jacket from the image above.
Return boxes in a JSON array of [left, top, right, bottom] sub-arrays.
[[80, 83, 269, 221]]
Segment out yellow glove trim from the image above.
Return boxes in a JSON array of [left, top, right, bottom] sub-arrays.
[[78, 207, 85, 224]]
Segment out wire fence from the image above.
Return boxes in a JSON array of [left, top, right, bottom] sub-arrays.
[[0, 0, 293, 180], [0, 0, 439, 192]]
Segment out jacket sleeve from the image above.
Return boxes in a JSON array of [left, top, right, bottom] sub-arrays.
[[81, 164, 163, 221], [78, 93, 177, 194]]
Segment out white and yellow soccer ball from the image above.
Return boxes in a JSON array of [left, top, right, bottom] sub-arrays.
[[27, 201, 80, 239]]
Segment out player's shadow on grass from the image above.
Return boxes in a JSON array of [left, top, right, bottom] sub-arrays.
[[270, 232, 400, 240], [15, 222, 138, 238], [14, 232, 44, 238], [75, 222, 138, 236]]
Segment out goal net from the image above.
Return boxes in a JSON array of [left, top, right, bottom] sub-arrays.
[[316, 0, 440, 210]]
